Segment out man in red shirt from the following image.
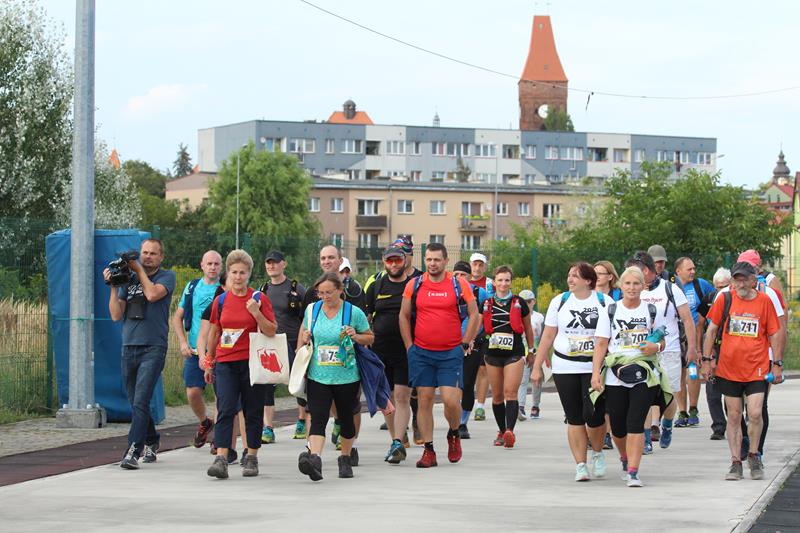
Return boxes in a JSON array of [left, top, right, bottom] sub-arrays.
[[399, 243, 480, 468], [701, 261, 783, 482]]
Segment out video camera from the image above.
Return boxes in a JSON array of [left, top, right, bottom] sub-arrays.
[[104, 250, 139, 286]]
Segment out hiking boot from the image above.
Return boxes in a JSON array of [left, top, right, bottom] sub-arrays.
[[416, 448, 438, 468], [674, 412, 689, 428], [193, 418, 213, 448], [748, 454, 764, 480], [207, 455, 229, 479], [603, 433, 613, 450], [530, 406, 541, 419], [493, 431, 505, 446], [120, 444, 139, 470], [687, 407, 700, 427], [591, 451, 606, 478], [458, 423, 471, 440], [338, 455, 354, 478], [386, 439, 407, 464], [473, 407, 486, 421], [725, 461, 744, 481], [379, 422, 389, 430], [261, 426, 275, 444], [659, 425, 673, 449], [412, 419, 423, 445], [293, 420, 307, 439], [650, 425, 660, 442], [142, 444, 157, 464], [350, 447, 359, 467], [503, 429, 516, 449], [226, 448, 238, 464], [710, 432, 725, 441], [298, 452, 323, 481], [241, 454, 259, 477], [447, 433, 462, 463], [575, 462, 590, 482]]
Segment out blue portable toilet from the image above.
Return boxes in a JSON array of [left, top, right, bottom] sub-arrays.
[[46, 229, 165, 423]]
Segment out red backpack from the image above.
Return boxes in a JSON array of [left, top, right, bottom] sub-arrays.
[[482, 295, 525, 335]]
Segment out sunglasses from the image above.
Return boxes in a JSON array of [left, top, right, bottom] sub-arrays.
[[384, 257, 404, 265]]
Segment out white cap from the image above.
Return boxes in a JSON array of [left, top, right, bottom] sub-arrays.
[[339, 257, 352, 272], [518, 289, 535, 301], [469, 252, 487, 264]]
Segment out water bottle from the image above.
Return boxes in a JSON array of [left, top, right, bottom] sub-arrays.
[[764, 372, 784, 384], [687, 361, 698, 380], [640, 326, 667, 348]]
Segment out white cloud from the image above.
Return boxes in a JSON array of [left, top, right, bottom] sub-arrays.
[[123, 84, 207, 119]]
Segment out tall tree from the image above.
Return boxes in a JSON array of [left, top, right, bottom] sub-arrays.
[[173, 143, 193, 178], [543, 106, 575, 132], [124, 160, 167, 197], [455, 157, 472, 183]]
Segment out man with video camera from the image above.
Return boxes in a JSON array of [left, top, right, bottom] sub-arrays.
[[104, 238, 176, 470]]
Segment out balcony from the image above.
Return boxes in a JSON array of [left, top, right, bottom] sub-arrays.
[[355, 215, 387, 228], [460, 214, 490, 232], [356, 247, 383, 261]]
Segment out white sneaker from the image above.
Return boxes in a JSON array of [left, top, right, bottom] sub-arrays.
[[626, 472, 643, 487], [591, 451, 606, 478], [575, 462, 590, 482]]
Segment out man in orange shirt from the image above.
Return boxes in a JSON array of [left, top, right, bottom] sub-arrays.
[[701, 262, 783, 482], [399, 243, 480, 468]]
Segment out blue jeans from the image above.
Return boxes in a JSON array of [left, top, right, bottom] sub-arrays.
[[121, 345, 166, 456]]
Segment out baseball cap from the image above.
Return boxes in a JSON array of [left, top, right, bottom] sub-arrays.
[[518, 289, 536, 301], [382, 246, 405, 260], [264, 250, 285, 262], [647, 245, 667, 262], [391, 237, 414, 254], [737, 249, 761, 267], [452, 261, 471, 274], [339, 257, 352, 273], [730, 261, 757, 278], [469, 252, 488, 264]]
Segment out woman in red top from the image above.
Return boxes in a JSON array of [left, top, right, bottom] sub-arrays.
[[204, 250, 277, 479]]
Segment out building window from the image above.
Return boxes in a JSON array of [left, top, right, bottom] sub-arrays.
[[474, 172, 495, 183], [546, 174, 564, 184], [518, 202, 530, 216], [358, 233, 379, 249], [431, 171, 446, 180], [407, 141, 422, 155], [342, 139, 363, 154], [460, 143, 471, 157], [330, 197, 343, 213], [697, 152, 712, 165], [634, 149, 645, 163], [545, 146, 559, 160], [679, 151, 690, 164], [346, 169, 362, 180], [461, 235, 481, 250], [385, 140, 405, 155], [475, 143, 496, 157], [613, 149, 629, 163], [330, 233, 344, 247], [410, 170, 422, 181], [429, 234, 445, 244], [502, 145, 520, 159], [289, 138, 315, 154], [542, 203, 561, 219], [365, 140, 380, 156], [263, 137, 284, 152], [357, 199, 379, 216], [496, 202, 509, 216], [446, 143, 458, 156], [524, 145, 537, 159], [429, 200, 446, 215], [309, 197, 320, 212], [397, 199, 414, 214], [573, 148, 584, 161], [588, 147, 608, 162], [432, 142, 446, 156], [325, 139, 335, 154], [497, 235, 508, 242], [523, 174, 536, 185]]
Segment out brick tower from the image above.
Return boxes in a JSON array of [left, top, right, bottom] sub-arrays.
[[518, 16, 568, 131]]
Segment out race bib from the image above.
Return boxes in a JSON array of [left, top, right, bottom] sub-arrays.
[[728, 314, 759, 338], [317, 345, 343, 366], [619, 328, 648, 351], [568, 335, 594, 357], [220, 328, 244, 349], [489, 332, 515, 351]]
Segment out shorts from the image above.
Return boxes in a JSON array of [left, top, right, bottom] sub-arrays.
[[715, 377, 768, 397], [552, 372, 606, 427], [475, 338, 487, 366], [657, 351, 682, 393], [484, 354, 524, 367], [407, 344, 464, 389], [372, 340, 409, 389], [183, 354, 206, 389]]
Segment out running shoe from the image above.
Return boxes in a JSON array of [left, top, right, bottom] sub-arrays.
[[338, 455, 354, 478], [748, 454, 764, 480], [350, 447, 359, 467], [226, 448, 238, 464], [474, 407, 486, 421], [674, 412, 689, 428], [412, 419, 423, 445], [643, 430, 653, 455], [517, 407, 527, 422], [240, 449, 248, 466], [741, 436, 750, 462], [386, 439, 407, 464], [530, 406, 541, 419], [261, 426, 275, 444], [207, 455, 228, 479], [298, 451, 323, 481], [331, 421, 341, 446], [709, 432, 725, 441], [416, 448, 438, 468], [458, 423, 471, 440], [142, 444, 157, 464], [591, 451, 606, 478], [193, 418, 213, 448], [379, 422, 389, 430], [603, 433, 613, 450], [620, 458, 629, 480], [575, 462, 590, 482], [502, 429, 516, 449], [626, 472, 643, 487], [650, 425, 660, 442], [687, 408, 700, 427], [447, 433, 462, 463], [659, 425, 673, 449], [120, 444, 139, 470], [493, 431, 505, 446], [293, 420, 307, 440], [241, 454, 259, 477], [725, 461, 743, 481]]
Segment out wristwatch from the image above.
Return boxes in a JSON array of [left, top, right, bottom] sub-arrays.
[[701, 356, 714, 362], [461, 343, 470, 351], [773, 360, 784, 368]]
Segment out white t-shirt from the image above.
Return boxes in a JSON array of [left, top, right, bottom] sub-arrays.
[[640, 280, 689, 353], [605, 300, 660, 388], [530, 311, 545, 345], [545, 291, 611, 374], [714, 285, 784, 360]]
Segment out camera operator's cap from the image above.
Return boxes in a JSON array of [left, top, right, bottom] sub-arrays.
[[264, 250, 285, 263], [647, 245, 667, 262], [453, 261, 471, 274], [731, 261, 757, 278], [382, 246, 405, 259], [339, 257, 352, 273], [518, 289, 536, 301], [737, 249, 761, 267], [470, 252, 488, 264], [391, 237, 414, 254]]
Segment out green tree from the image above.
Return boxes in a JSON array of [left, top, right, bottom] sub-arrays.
[[0, 1, 72, 222], [173, 143, 193, 178], [543, 106, 574, 132], [207, 143, 320, 240], [124, 159, 167, 197], [455, 157, 471, 183]]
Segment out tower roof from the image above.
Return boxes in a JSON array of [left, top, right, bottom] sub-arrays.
[[520, 16, 568, 83], [773, 150, 790, 178]]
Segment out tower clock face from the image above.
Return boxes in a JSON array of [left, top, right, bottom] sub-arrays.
[[537, 104, 549, 119]]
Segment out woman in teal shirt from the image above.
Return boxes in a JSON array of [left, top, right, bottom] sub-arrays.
[[297, 272, 373, 481]]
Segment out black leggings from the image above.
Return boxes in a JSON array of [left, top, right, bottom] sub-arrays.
[[461, 340, 485, 412], [553, 373, 606, 427], [307, 379, 359, 439], [606, 384, 659, 437]]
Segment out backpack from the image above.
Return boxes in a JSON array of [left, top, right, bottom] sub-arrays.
[[714, 291, 733, 349], [216, 289, 262, 321], [483, 295, 525, 334], [309, 300, 352, 341], [410, 274, 465, 335], [608, 302, 658, 336], [261, 278, 304, 318], [181, 278, 201, 331], [557, 290, 606, 312]]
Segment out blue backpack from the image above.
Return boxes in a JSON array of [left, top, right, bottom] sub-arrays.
[[216, 289, 262, 320], [309, 300, 353, 341]]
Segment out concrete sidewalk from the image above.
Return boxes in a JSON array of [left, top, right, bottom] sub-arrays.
[[1, 381, 799, 533]]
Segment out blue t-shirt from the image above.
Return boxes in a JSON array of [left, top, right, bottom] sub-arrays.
[[178, 278, 221, 350], [306, 303, 370, 386], [117, 268, 176, 347], [678, 278, 714, 324]]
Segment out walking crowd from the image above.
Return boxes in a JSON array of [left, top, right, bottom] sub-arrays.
[[105, 238, 788, 486]]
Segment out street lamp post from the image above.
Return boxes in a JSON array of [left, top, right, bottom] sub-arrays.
[[236, 151, 240, 249]]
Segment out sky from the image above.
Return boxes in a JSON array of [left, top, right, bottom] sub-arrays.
[[40, 0, 800, 187]]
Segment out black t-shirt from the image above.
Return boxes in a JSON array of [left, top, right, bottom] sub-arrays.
[[366, 274, 409, 345], [201, 286, 226, 321], [261, 278, 306, 345], [697, 288, 719, 319], [301, 277, 366, 313], [484, 296, 529, 358]]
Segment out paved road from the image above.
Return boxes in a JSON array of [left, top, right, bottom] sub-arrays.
[[2, 381, 799, 532]]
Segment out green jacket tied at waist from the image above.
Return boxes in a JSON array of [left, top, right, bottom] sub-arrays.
[[589, 352, 673, 407]]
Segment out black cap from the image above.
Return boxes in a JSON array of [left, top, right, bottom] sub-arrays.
[[453, 261, 471, 274], [627, 250, 656, 272], [265, 250, 285, 262], [730, 261, 757, 278], [382, 246, 405, 259]]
